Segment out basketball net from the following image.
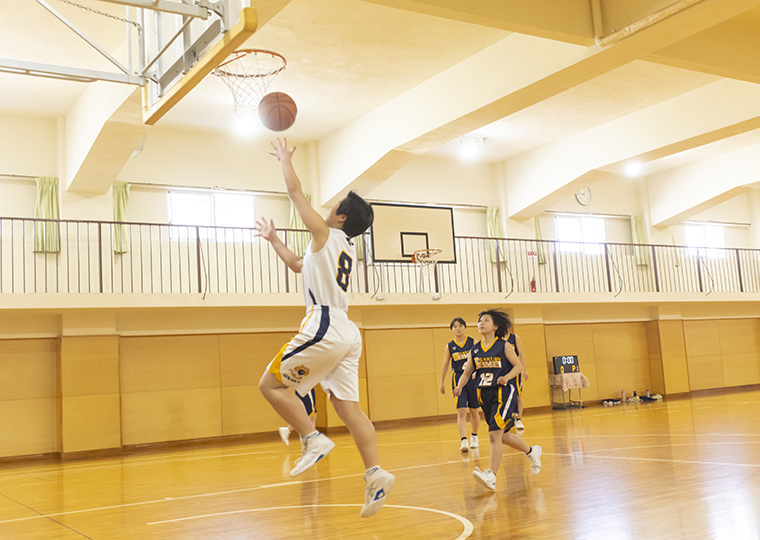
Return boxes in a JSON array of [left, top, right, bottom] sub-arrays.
[[412, 249, 442, 293], [212, 49, 287, 117]]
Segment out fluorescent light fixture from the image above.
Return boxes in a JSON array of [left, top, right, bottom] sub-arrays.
[[459, 136, 485, 160]]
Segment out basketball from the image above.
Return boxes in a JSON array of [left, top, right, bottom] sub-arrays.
[[258, 92, 297, 131]]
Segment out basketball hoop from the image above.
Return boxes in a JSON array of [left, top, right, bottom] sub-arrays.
[[412, 249, 442, 296], [212, 49, 287, 117]]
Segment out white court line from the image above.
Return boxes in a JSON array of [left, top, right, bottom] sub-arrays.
[[147, 503, 474, 539], [0, 447, 292, 482], [546, 451, 760, 468], [583, 442, 760, 453], [0, 460, 465, 525]]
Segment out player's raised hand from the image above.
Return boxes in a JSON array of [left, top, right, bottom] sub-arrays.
[[269, 137, 296, 162], [254, 217, 277, 243]]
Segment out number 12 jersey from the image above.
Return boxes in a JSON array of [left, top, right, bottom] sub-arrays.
[[470, 338, 513, 388]]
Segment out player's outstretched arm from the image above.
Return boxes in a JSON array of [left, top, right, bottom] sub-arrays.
[[497, 347, 522, 386], [270, 138, 330, 251], [440, 345, 452, 394], [255, 217, 303, 273]]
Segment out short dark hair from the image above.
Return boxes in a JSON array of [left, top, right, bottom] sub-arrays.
[[336, 191, 374, 238], [478, 309, 512, 338], [450, 317, 466, 329]]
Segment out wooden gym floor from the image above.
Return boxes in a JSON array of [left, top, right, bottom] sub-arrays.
[[1, 390, 759, 539]]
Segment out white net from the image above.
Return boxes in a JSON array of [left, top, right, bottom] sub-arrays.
[[413, 249, 442, 293], [212, 49, 287, 117]]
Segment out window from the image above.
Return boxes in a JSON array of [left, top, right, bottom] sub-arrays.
[[555, 215, 605, 254], [168, 190, 255, 242], [684, 223, 725, 259]]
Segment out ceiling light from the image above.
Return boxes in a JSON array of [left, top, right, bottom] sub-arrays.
[[624, 161, 643, 177], [459, 136, 485, 160], [233, 113, 262, 137]]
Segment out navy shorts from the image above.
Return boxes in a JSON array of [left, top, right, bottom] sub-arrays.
[[299, 388, 317, 418], [452, 371, 480, 409], [478, 383, 519, 432]]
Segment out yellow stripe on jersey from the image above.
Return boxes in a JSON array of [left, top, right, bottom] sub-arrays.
[[495, 386, 507, 429], [268, 343, 290, 384]]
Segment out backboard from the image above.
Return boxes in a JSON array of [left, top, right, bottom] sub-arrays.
[[369, 203, 456, 264], [141, 0, 258, 125]]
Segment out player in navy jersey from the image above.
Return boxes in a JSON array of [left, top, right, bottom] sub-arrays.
[[454, 309, 542, 491], [505, 332, 528, 430], [440, 317, 480, 452]]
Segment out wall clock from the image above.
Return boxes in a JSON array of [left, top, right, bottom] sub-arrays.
[[575, 187, 592, 206]]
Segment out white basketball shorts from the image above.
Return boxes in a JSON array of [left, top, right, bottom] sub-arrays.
[[267, 305, 362, 402]]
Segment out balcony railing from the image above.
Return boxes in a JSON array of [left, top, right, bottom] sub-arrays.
[[1, 216, 759, 296]]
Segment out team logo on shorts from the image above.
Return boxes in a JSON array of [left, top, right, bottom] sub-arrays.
[[289, 365, 310, 381]]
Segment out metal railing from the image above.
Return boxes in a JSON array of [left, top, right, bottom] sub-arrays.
[[1, 216, 759, 296]]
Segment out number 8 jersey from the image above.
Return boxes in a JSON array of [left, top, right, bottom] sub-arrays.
[[470, 338, 511, 388], [301, 228, 355, 313]]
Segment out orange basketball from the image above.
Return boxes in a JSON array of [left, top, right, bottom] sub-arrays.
[[258, 92, 297, 131]]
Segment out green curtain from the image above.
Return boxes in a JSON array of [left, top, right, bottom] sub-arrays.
[[486, 206, 504, 263], [630, 215, 649, 266], [355, 232, 365, 261], [534, 216, 547, 265], [287, 194, 311, 257], [113, 181, 130, 254], [33, 177, 60, 253]]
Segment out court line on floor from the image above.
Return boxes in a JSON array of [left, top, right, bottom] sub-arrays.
[[147, 503, 474, 539], [545, 451, 760, 468], [0, 459, 467, 524]]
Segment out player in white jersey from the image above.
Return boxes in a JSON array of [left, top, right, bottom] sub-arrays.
[[257, 138, 394, 519]]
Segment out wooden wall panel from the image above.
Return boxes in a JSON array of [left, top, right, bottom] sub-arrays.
[[717, 319, 760, 387], [365, 329, 437, 422], [592, 323, 651, 400], [0, 339, 59, 458], [120, 335, 221, 445], [684, 321, 723, 391], [658, 320, 690, 394], [512, 323, 550, 408], [121, 388, 222, 445], [61, 395, 121, 453], [60, 336, 121, 453], [645, 322, 665, 395], [121, 335, 221, 392]]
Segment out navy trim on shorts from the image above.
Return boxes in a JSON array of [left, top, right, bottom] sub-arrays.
[[283, 306, 330, 362]]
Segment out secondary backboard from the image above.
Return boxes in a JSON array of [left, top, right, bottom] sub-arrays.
[[370, 203, 456, 264]]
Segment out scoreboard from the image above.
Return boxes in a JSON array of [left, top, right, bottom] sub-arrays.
[[552, 355, 579, 374]]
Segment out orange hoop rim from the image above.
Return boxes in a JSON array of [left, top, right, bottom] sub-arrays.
[[213, 49, 287, 79], [411, 248, 442, 264]]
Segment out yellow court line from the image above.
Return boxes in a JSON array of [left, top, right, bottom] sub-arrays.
[[147, 503, 474, 540]]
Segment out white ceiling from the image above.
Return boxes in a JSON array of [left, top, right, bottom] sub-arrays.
[[2, 0, 760, 173]]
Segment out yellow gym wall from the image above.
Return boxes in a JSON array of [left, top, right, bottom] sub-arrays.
[[2, 305, 760, 460], [0, 339, 59, 459]]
